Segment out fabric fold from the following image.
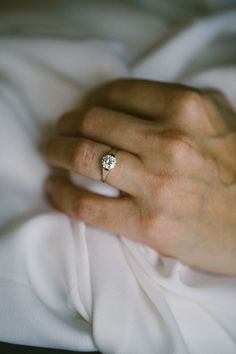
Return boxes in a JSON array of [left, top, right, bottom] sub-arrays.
[[0, 1, 236, 353]]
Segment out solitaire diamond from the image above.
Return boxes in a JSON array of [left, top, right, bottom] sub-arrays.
[[101, 153, 117, 171]]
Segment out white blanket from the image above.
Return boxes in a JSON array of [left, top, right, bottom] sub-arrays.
[[0, 1, 236, 353]]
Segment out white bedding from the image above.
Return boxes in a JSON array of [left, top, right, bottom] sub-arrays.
[[0, 1, 236, 353]]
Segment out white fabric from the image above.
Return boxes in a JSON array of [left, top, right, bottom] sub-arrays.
[[0, 1, 236, 353]]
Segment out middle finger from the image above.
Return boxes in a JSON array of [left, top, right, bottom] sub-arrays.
[[57, 107, 156, 155]]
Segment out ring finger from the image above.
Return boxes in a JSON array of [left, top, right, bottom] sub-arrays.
[[44, 136, 143, 194]]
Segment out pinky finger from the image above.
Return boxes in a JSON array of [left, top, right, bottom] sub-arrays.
[[44, 175, 137, 237]]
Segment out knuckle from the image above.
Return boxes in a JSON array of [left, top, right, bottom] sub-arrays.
[[179, 89, 201, 106], [168, 138, 193, 164], [72, 140, 96, 170], [160, 131, 198, 167], [174, 89, 202, 117]]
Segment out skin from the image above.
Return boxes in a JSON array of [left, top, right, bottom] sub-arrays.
[[43, 79, 236, 275]]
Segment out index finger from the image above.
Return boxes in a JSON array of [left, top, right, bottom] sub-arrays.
[[85, 79, 185, 119]]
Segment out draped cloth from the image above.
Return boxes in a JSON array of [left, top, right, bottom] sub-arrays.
[[0, 1, 236, 353]]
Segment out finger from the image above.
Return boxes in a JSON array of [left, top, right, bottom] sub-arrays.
[[44, 136, 143, 194], [57, 107, 156, 155], [85, 78, 182, 119], [45, 175, 137, 237]]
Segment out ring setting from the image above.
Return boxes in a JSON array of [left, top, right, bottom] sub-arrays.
[[101, 149, 117, 182]]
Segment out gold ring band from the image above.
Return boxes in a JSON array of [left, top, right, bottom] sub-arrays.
[[101, 149, 118, 183]]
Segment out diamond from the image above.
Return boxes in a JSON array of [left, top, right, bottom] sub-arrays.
[[101, 153, 117, 171]]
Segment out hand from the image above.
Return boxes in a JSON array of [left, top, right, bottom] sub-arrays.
[[43, 79, 236, 275]]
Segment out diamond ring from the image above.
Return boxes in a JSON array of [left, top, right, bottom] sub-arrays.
[[101, 149, 117, 183]]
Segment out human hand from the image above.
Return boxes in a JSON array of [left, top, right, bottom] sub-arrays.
[[43, 79, 236, 275]]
